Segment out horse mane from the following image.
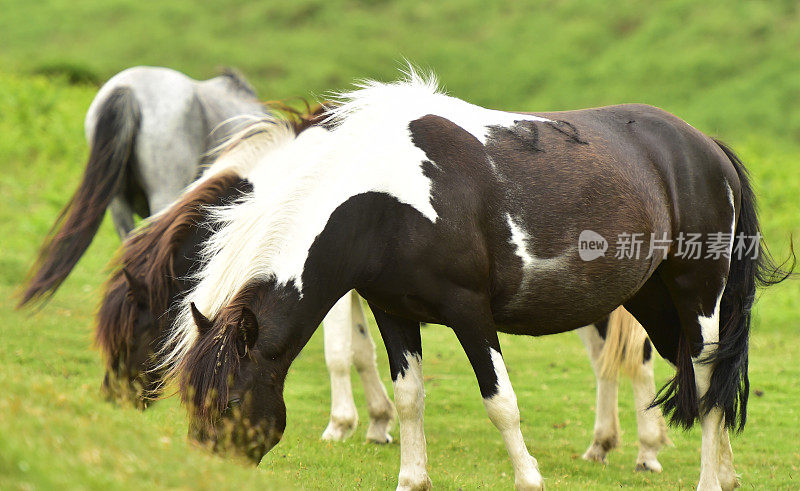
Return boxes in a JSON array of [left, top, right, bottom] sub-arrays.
[[178, 283, 259, 420], [265, 99, 333, 134], [218, 67, 257, 98], [95, 170, 252, 366]]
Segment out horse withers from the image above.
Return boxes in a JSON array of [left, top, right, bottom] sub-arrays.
[[168, 72, 792, 490]]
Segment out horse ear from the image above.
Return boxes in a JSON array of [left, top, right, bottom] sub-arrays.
[[239, 307, 259, 352], [122, 268, 147, 303], [190, 302, 213, 336]]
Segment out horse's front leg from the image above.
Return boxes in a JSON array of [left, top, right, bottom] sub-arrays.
[[370, 305, 430, 491], [448, 295, 543, 490], [321, 293, 358, 441]]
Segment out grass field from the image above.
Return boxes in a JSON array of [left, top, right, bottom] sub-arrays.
[[1, 1, 799, 489]]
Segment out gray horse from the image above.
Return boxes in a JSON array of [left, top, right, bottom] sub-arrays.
[[20, 66, 266, 306]]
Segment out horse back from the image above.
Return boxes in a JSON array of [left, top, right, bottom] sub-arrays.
[[401, 104, 736, 334]]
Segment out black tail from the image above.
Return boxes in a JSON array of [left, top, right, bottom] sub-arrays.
[[653, 139, 794, 432], [702, 139, 794, 432], [18, 87, 141, 307]]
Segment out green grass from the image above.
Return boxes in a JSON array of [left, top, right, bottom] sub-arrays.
[[1, 1, 799, 488]]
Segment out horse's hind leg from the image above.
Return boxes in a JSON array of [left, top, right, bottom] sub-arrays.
[[577, 323, 621, 465], [109, 196, 136, 239], [349, 293, 395, 443], [631, 340, 671, 472], [688, 295, 726, 491], [321, 292, 358, 441], [660, 259, 733, 490]]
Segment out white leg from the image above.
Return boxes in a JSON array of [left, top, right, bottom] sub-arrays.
[[632, 350, 670, 472], [577, 325, 620, 464], [484, 349, 543, 490], [321, 293, 358, 441], [694, 303, 725, 491], [718, 426, 739, 489], [350, 293, 395, 443], [394, 353, 430, 491]]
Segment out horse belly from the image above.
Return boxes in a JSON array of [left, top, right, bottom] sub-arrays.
[[491, 254, 648, 336]]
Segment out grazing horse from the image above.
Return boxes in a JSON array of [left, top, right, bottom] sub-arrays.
[[94, 113, 666, 465], [87, 88, 671, 468], [166, 72, 791, 490], [19, 65, 266, 306]]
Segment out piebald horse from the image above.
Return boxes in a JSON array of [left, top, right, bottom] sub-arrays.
[[165, 72, 790, 490], [94, 112, 668, 467]]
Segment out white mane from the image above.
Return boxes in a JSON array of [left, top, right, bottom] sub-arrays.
[[161, 68, 553, 375]]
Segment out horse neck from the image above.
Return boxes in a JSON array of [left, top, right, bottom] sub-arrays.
[[247, 208, 381, 359]]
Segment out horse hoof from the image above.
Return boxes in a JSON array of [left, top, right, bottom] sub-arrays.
[[321, 418, 357, 442], [582, 446, 607, 465], [366, 432, 393, 444], [719, 471, 740, 490], [635, 460, 663, 473], [366, 417, 394, 444]]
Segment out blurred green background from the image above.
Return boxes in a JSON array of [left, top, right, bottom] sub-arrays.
[[1, 0, 798, 489]]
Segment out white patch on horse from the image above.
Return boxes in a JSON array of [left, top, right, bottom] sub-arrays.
[[483, 349, 543, 489], [726, 182, 736, 261], [506, 214, 570, 297], [692, 293, 724, 489], [393, 352, 430, 490]]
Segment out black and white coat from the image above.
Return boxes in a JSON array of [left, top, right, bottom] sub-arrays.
[[168, 72, 778, 491]]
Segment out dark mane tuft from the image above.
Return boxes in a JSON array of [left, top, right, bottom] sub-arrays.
[[179, 284, 259, 422], [218, 67, 257, 97], [95, 171, 253, 367], [265, 99, 334, 134]]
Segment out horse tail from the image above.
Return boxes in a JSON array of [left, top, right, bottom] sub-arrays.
[[18, 87, 141, 307], [700, 138, 795, 431], [598, 307, 649, 380], [653, 139, 795, 431]]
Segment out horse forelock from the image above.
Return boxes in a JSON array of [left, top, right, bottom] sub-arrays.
[[178, 283, 259, 422]]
